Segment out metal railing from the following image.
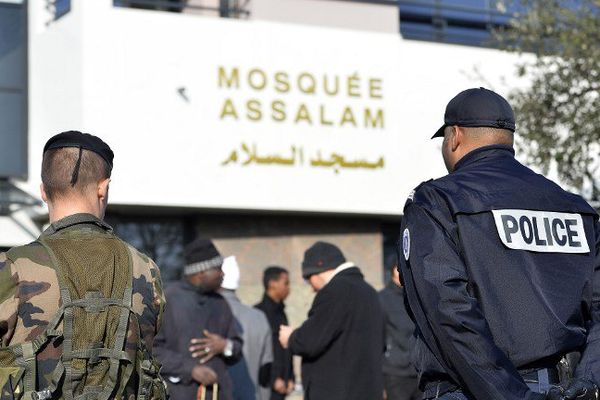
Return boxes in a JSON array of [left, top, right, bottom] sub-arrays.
[[398, 0, 516, 47], [398, 0, 513, 17], [114, 0, 251, 18], [325, 0, 398, 5]]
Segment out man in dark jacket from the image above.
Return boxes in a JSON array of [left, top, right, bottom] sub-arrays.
[[399, 88, 600, 400], [279, 241, 384, 400], [379, 261, 421, 400], [255, 266, 294, 399], [154, 238, 243, 400]]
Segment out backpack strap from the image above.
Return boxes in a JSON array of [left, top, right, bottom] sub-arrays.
[[97, 285, 133, 400], [17, 342, 35, 396], [36, 238, 74, 400]]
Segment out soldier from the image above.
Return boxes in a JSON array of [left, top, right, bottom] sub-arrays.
[[398, 88, 600, 399], [0, 131, 166, 400]]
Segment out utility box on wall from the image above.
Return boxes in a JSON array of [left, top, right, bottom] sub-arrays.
[[0, 1, 27, 180]]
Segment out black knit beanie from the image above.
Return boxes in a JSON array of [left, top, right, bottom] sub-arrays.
[[183, 238, 223, 276], [301, 241, 346, 279]]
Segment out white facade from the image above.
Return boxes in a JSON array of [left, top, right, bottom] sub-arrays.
[[5, 0, 525, 245]]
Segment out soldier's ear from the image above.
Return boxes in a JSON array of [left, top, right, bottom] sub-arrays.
[[40, 183, 48, 203], [97, 178, 110, 202]]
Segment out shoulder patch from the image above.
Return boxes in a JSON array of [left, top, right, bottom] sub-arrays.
[[492, 209, 590, 253], [405, 179, 433, 207], [409, 179, 434, 201], [402, 228, 410, 260]]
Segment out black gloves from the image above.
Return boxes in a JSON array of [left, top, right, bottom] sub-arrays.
[[547, 385, 567, 400], [563, 379, 600, 400], [547, 379, 599, 400]]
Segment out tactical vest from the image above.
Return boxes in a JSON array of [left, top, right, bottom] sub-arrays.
[[0, 224, 167, 400]]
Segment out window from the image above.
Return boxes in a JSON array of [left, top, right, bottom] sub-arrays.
[[105, 214, 192, 282], [398, 0, 517, 47], [0, 1, 27, 179], [113, 0, 251, 18]]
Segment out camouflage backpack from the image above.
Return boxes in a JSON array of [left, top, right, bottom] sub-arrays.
[[0, 222, 167, 400]]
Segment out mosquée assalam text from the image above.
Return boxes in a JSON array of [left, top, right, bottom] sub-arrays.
[[217, 67, 385, 129]]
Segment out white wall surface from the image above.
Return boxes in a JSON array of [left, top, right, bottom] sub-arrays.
[[25, 0, 524, 216], [251, 0, 398, 33]]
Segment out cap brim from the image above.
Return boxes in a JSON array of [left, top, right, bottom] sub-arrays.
[[431, 124, 447, 139], [302, 265, 334, 279], [302, 267, 320, 280]]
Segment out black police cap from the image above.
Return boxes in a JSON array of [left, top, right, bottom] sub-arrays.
[[43, 130, 114, 168], [432, 87, 516, 139], [43, 131, 114, 186]]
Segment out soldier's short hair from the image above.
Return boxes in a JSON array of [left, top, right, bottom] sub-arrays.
[[263, 266, 288, 290], [42, 147, 112, 200]]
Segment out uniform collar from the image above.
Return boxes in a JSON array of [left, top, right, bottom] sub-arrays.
[[453, 144, 515, 172], [43, 213, 113, 236]]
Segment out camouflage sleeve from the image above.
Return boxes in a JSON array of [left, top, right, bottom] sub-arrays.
[[130, 247, 166, 350], [0, 252, 18, 347], [148, 259, 166, 334]]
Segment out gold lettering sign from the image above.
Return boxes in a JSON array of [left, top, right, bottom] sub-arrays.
[[217, 66, 385, 129]]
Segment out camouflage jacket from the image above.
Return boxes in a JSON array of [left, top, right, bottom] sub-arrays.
[[0, 213, 166, 398]]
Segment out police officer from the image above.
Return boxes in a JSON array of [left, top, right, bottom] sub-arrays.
[[398, 88, 600, 400], [0, 131, 166, 399]]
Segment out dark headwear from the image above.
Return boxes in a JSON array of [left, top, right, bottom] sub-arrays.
[[43, 131, 114, 186], [183, 238, 223, 276], [432, 87, 516, 139], [302, 241, 346, 279]]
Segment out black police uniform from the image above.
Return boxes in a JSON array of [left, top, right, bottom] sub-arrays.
[[398, 144, 600, 400]]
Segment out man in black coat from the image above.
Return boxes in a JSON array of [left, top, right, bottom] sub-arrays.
[[154, 238, 243, 400], [279, 241, 384, 400]]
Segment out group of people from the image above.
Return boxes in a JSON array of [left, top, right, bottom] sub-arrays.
[[153, 237, 293, 400], [0, 87, 599, 400], [154, 236, 420, 400]]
